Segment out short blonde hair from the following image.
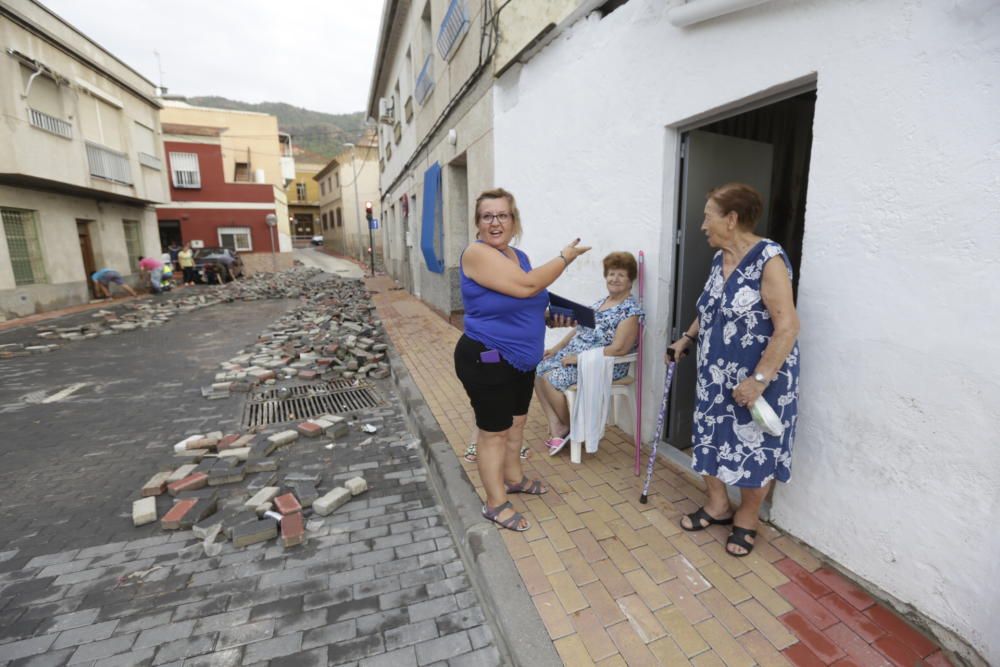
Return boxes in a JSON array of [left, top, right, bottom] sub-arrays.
[[474, 188, 522, 244]]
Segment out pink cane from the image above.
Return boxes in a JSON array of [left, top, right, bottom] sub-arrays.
[[634, 251, 645, 475]]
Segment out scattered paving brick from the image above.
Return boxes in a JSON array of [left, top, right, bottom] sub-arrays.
[[0, 269, 501, 667]]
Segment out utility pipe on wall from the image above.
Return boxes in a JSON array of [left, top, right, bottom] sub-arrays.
[[668, 0, 775, 28]]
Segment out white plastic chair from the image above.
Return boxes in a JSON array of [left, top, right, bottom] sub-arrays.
[[563, 352, 638, 464]]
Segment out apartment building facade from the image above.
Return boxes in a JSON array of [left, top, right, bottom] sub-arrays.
[[155, 123, 289, 274], [314, 136, 381, 263], [367, 0, 495, 321], [0, 0, 168, 319], [157, 100, 294, 268]]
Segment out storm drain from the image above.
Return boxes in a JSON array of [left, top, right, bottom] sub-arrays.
[[241, 379, 384, 428]]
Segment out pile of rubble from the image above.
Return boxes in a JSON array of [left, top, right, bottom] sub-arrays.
[[0, 267, 342, 358], [132, 418, 370, 552], [203, 274, 389, 400]]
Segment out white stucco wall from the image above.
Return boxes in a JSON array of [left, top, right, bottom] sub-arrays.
[[492, 0, 1000, 662]]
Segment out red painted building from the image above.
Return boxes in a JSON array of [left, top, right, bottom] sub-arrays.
[[156, 124, 285, 272]]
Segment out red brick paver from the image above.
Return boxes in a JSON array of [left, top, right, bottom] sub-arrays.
[[368, 276, 951, 666]]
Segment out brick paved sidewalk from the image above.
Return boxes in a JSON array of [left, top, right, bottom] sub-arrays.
[[368, 277, 952, 667]]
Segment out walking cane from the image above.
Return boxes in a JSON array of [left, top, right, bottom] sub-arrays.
[[640, 348, 677, 504], [634, 251, 645, 476]]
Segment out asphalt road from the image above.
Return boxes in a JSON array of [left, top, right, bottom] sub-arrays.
[[0, 298, 298, 560]]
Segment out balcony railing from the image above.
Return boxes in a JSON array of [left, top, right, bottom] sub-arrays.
[[86, 142, 132, 185], [415, 55, 434, 106], [437, 0, 470, 61], [28, 108, 72, 139]]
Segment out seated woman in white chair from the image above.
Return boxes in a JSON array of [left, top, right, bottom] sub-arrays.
[[534, 251, 644, 455]]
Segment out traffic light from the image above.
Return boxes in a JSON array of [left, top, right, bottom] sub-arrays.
[[365, 201, 373, 222]]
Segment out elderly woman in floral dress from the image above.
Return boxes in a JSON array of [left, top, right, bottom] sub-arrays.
[[668, 183, 800, 557]]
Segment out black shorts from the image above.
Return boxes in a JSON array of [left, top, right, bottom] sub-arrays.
[[454, 335, 535, 433]]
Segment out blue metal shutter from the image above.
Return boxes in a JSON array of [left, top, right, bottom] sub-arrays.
[[420, 162, 445, 273]]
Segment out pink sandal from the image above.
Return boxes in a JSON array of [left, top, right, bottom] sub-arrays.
[[545, 436, 569, 456]]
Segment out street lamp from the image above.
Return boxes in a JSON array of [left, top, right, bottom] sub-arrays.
[[343, 142, 365, 265], [265, 213, 278, 272]]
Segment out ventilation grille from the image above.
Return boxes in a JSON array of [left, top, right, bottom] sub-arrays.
[[242, 380, 384, 428]]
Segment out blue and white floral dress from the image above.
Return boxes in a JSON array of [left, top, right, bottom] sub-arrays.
[[537, 295, 644, 391], [691, 240, 799, 488]]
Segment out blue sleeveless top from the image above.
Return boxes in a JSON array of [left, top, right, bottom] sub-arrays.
[[460, 243, 549, 372]]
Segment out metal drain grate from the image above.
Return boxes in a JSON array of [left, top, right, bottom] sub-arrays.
[[242, 380, 384, 428]]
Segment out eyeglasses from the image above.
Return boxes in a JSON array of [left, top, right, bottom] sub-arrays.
[[479, 213, 512, 224]]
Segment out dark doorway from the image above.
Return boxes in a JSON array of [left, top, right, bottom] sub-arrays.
[[158, 220, 181, 250], [666, 90, 816, 453], [293, 214, 315, 236], [77, 220, 97, 297]]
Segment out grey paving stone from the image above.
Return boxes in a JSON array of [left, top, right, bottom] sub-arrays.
[[359, 645, 418, 667], [399, 566, 445, 589], [408, 596, 458, 624], [268, 646, 327, 667], [300, 619, 357, 650], [249, 597, 302, 622], [134, 621, 196, 650], [324, 634, 384, 664], [302, 587, 352, 611], [447, 645, 502, 667], [191, 609, 251, 635], [180, 647, 242, 667], [52, 619, 120, 649], [77, 543, 128, 559], [325, 597, 380, 624], [215, 619, 275, 650], [466, 625, 494, 651], [435, 608, 486, 635], [274, 609, 327, 636], [353, 609, 406, 637], [37, 559, 94, 578], [241, 632, 302, 664], [426, 576, 470, 599], [24, 552, 79, 570], [258, 567, 306, 590], [171, 598, 229, 623], [378, 585, 428, 612], [5, 646, 75, 666], [92, 647, 156, 667], [414, 631, 471, 666], [327, 567, 373, 589], [384, 620, 438, 651], [395, 540, 437, 559], [352, 575, 400, 599], [150, 634, 216, 665], [35, 608, 99, 635], [66, 633, 138, 665]]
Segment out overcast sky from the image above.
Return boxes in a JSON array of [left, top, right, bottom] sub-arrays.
[[41, 0, 384, 115]]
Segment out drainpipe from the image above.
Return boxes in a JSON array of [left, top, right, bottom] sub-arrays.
[[667, 0, 776, 28], [22, 63, 44, 99]]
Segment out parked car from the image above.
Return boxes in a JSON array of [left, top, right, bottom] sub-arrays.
[[193, 247, 244, 284], [310, 235, 324, 246]]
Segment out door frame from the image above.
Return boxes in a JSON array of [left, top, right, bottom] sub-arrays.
[[653, 77, 819, 509], [77, 220, 97, 298]]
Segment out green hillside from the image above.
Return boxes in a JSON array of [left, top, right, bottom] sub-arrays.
[[185, 96, 366, 160]]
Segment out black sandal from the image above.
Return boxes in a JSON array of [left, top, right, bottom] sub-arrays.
[[726, 527, 757, 557], [681, 507, 734, 532]]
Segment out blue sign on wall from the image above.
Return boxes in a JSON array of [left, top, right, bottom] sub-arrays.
[[369, 218, 379, 230]]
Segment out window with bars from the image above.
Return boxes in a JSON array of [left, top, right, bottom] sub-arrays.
[[218, 227, 252, 252], [123, 220, 142, 269], [2, 208, 47, 286], [169, 152, 201, 188]]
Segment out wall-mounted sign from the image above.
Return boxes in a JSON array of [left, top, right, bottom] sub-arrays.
[[191, 239, 204, 249]]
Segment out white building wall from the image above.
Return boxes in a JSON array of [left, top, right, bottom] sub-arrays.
[[492, 0, 1000, 663]]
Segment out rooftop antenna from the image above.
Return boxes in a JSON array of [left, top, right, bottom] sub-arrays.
[[153, 50, 167, 96]]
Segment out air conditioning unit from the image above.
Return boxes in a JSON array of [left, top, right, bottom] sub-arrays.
[[378, 97, 395, 125]]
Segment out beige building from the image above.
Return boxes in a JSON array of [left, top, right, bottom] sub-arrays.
[[367, 0, 495, 321], [158, 99, 294, 257], [314, 133, 381, 264], [288, 160, 323, 240], [0, 0, 169, 319]]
